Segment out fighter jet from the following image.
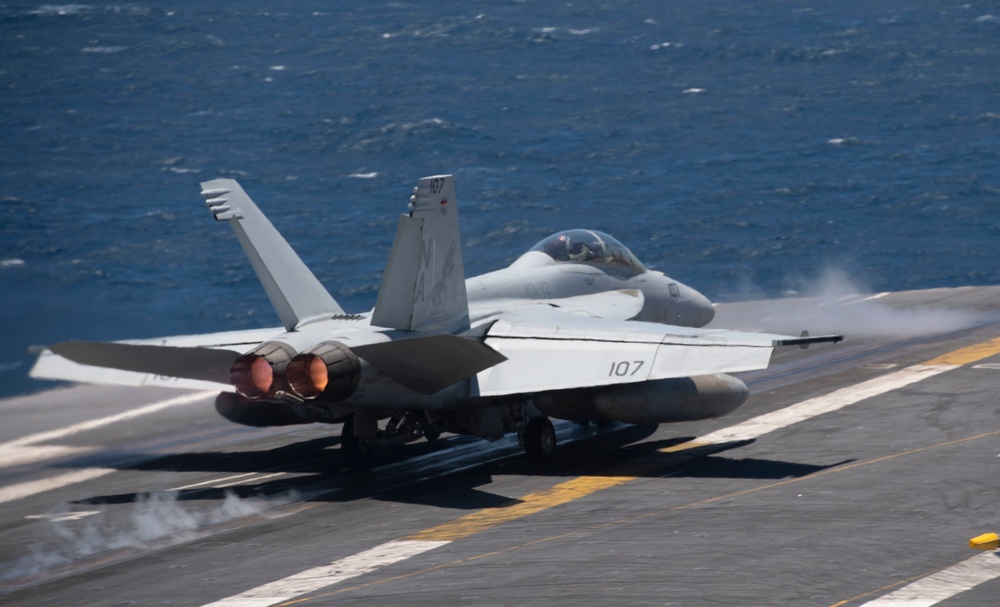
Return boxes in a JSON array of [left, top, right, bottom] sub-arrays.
[[31, 175, 841, 462]]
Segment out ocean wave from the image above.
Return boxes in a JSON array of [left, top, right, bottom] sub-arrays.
[[82, 46, 127, 54], [28, 5, 93, 16]]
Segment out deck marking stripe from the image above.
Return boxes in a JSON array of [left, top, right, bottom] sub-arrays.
[[0, 468, 114, 504], [922, 336, 1000, 366], [697, 336, 1000, 446], [288, 430, 1000, 605], [213, 472, 287, 489], [858, 551, 1000, 606], [199, 540, 448, 607], [406, 475, 639, 542], [0, 390, 215, 469], [169, 472, 262, 492], [407, 441, 748, 543], [698, 337, 1000, 446], [1, 444, 93, 468], [696, 364, 956, 444]]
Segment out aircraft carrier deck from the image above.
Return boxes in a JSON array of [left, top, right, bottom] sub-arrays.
[[2, 286, 999, 606]]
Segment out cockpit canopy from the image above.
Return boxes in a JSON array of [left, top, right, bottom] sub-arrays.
[[529, 229, 647, 275]]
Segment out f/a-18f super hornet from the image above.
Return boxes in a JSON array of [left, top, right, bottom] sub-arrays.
[[32, 175, 841, 462]]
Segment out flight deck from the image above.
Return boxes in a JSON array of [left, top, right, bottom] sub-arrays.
[[2, 286, 999, 606]]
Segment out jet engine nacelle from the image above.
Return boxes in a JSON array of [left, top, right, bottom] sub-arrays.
[[230, 341, 297, 399], [230, 340, 361, 401], [534, 373, 749, 425], [286, 341, 360, 401]]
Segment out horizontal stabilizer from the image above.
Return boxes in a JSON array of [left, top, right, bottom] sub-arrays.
[[352, 335, 507, 394], [49, 341, 241, 385]]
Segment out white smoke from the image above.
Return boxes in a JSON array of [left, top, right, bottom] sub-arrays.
[[3, 491, 286, 583], [716, 268, 986, 338]]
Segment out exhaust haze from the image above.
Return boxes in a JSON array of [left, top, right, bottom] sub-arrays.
[[714, 268, 986, 338], [3, 491, 285, 582]]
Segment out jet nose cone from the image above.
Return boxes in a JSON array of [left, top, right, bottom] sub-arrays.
[[691, 291, 715, 327]]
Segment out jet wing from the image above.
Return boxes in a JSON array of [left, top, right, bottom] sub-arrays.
[[29, 327, 283, 390], [475, 309, 841, 397]]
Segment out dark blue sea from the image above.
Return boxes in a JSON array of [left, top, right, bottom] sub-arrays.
[[2, 1, 999, 397]]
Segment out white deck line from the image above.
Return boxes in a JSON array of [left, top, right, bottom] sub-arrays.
[[169, 472, 261, 492], [200, 540, 449, 607], [0, 390, 215, 469], [0, 468, 114, 505], [860, 551, 1000, 606], [697, 364, 956, 444], [213, 472, 287, 489], [0, 391, 216, 503]]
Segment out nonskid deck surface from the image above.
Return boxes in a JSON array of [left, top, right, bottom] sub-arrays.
[[2, 286, 999, 606]]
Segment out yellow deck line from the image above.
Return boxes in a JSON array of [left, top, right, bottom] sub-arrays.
[[921, 336, 1000, 366], [405, 474, 639, 542], [406, 441, 742, 542]]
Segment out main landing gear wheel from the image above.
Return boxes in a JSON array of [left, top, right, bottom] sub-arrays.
[[419, 416, 441, 443], [523, 417, 556, 464], [341, 417, 373, 463]]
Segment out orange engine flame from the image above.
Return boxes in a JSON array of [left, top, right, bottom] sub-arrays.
[[308, 356, 329, 393], [250, 356, 273, 396], [287, 354, 329, 399], [231, 354, 274, 399]]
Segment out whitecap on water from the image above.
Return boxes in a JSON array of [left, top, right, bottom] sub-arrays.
[[82, 46, 127, 54], [28, 5, 93, 16], [0, 258, 25, 269], [349, 172, 378, 179]]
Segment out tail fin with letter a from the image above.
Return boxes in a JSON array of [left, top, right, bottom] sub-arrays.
[[200, 179, 345, 331], [371, 175, 470, 333]]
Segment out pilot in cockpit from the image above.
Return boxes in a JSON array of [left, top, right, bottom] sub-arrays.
[[544, 234, 573, 262], [532, 230, 646, 274], [568, 242, 592, 261]]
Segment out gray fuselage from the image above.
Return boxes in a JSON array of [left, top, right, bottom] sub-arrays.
[[467, 250, 715, 328]]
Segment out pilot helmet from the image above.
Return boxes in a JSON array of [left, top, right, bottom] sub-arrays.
[[544, 234, 572, 260]]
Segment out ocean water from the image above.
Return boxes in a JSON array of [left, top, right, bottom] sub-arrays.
[[2, 1, 999, 397]]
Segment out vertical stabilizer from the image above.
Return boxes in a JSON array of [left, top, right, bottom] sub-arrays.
[[371, 175, 470, 333], [200, 179, 345, 331]]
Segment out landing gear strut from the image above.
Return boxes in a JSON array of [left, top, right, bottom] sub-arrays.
[[340, 417, 372, 463]]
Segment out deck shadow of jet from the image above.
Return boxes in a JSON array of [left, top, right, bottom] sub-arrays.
[[69, 426, 850, 512], [68, 424, 658, 508]]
